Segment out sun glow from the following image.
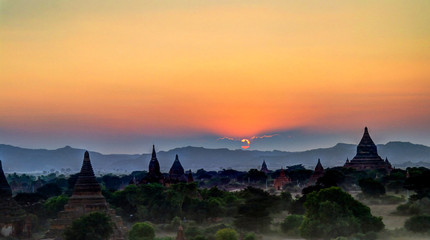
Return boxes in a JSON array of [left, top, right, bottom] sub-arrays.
[[241, 139, 250, 149]]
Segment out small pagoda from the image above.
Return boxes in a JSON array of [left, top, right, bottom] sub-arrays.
[[141, 145, 164, 184], [165, 155, 188, 186], [308, 159, 324, 184], [260, 160, 270, 174], [0, 160, 27, 238], [44, 151, 126, 240], [344, 127, 392, 172], [176, 225, 186, 240], [273, 168, 291, 190]]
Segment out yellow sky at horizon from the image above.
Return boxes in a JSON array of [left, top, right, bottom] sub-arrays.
[[1, 0, 429, 139]]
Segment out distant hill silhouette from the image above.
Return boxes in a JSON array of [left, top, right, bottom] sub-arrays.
[[0, 142, 429, 173]]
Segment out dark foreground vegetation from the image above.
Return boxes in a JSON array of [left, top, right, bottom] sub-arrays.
[[5, 166, 430, 240]]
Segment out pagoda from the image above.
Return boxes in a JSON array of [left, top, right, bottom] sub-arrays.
[[176, 225, 186, 240], [141, 145, 164, 184], [44, 151, 126, 240], [260, 160, 270, 174], [344, 127, 392, 172], [0, 160, 27, 238], [165, 155, 187, 186], [273, 168, 291, 190], [187, 170, 194, 183], [308, 159, 324, 184]]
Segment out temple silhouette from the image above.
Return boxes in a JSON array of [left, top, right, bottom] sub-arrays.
[[344, 127, 392, 172], [273, 168, 291, 190], [309, 158, 325, 184], [140, 145, 192, 186], [260, 160, 270, 174], [0, 160, 29, 238], [43, 151, 126, 240]]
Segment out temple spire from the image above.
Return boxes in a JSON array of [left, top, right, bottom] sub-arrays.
[[314, 158, 324, 173], [72, 151, 101, 196], [0, 160, 12, 198], [152, 145, 157, 160]]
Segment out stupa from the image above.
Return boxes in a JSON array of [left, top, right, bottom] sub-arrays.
[[273, 168, 291, 190], [308, 159, 325, 184], [344, 127, 392, 172], [44, 151, 126, 240], [260, 160, 270, 174], [141, 145, 164, 184], [0, 160, 27, 238], [165, 155, 187, 186]]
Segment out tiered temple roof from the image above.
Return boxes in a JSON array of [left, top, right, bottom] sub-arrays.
[[167, 155, 187, 184], [144, 145, 164, 184], [308, 159, 324, 184], [0, 160, 26, 238], [344, 127, 392, 172], [44, 152, 126, 240], [260, 160, 270, 173]]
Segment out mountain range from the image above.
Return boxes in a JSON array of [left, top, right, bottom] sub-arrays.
[[0, 142, 429, 173]]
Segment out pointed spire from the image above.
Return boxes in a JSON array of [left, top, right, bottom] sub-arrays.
[[152, 145, 157, 160], [279, 168, 286, 177], [356, 126, 378, 156], [314, 158, 324, 173], [187, 170, 194, 183], [72, 151, 101, 196], [148, 145, 162, 181], [0, 160, 13, 198], [176, 225, 186, 240], [261, 160, 269, 173], [169, 154, 185, 180]]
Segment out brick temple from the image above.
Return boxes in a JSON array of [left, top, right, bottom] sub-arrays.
[[309, 159, 325, 184], [43, 151, 126, 240], [0, 160, 28, 238], [344, 127, 392, 172], [273, 168, 291, 190]]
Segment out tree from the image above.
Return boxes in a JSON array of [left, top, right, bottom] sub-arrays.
[[317, 169, 345, 187], [359, 178, 385, 197], [281, 215, 304, 234], [300, 187, 384, 239], [234, 187, 274, 232], [37, 183, 62, 199], [64, 212, 113, 240], [215, 228, 238, 240], [129, 222, 155, 240], [43, 194, 69, 218], [404, 215, 430, 233]]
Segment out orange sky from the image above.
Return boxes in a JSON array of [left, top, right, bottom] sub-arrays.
[[1, 1, 430, 152]]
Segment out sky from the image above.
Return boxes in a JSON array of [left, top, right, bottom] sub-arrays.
[[1, 0, 429, 153]]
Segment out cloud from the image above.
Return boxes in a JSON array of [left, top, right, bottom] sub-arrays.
[[217, 136, 235, 141], [250, 134, 279, 140]]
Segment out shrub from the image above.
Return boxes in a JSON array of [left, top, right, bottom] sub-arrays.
[[404, 215, 430, 233], [215, 228, 238, 240], [281, 215, 303, 234], [64, 212, 113, 240], [129, 222, 156, 240], [300, 187, 384, 239], [243, 232, 256, 240]]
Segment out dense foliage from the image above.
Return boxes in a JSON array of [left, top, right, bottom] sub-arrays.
[[404, 215, 430, 233], [215, 228, 238, 240], [300, 187, 384, 239], [129, 222, 156, 240], [358, 178, 386, 197], [63, 212, 113, 240]]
